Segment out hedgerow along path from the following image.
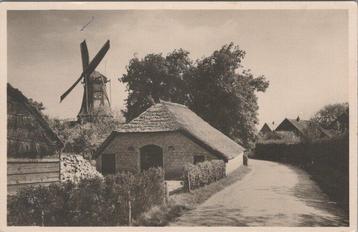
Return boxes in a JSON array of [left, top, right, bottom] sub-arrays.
[[170, 159, 348, 226]]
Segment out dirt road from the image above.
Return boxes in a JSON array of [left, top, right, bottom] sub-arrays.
[[171, 159, 348, 226]]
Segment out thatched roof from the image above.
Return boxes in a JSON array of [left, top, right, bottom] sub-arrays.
[[96, 101, 245, 161], [7, 83, 64, 150]]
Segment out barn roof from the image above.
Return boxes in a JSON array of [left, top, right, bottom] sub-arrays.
[[259, 123, 272, 134], [96, 101, 245, 160], [277, 118, 331, 139], [7, 83, 64, 149]]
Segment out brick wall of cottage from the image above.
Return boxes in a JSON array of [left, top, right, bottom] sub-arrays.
[[96, 131, 219, 179]]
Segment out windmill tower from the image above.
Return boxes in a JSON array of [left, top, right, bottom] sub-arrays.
[[60, 40, 112, 123]]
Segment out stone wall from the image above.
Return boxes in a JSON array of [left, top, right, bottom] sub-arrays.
[[97, 131, 219, 179]]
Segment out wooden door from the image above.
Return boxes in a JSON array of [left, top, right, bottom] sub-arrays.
[[102, 153, 115, 175], [140, 145, 163, 171]]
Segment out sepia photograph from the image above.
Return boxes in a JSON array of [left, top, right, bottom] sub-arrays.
[[0, 2, 356, 230]]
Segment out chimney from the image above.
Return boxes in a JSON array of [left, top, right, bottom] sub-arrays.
[[296, 116, 300, 122]]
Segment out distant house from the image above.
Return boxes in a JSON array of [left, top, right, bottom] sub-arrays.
[[7, 84, 63, 194], [275, 117, 331, 141], [95, 101, 245, 179], [259, 123, 272, 135]]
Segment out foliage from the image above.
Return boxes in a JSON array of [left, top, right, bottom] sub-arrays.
[[310, 103, 349, 132], [135, 201, 187, 226], [8, 168, 165, 226], [49, 113, 124, 159], [183, 160, 226, 191], [28, 98, 49, 121], [258, 131, 302, 144], [28, 98, 45, 112], [24, 97, 124, 159], [186, 44, 269, 147], [254, 135, 349, 212], [7, 181, 78, 226], [121, 49, 192, 121], [120, 43, 269, 148]]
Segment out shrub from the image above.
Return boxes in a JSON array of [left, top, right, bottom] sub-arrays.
[[183, 160, 226, 191], [49, 114, 124, 159], [135, 200, 188, 226], [135, 205, 168, 226], [8, 168, 165, 226]]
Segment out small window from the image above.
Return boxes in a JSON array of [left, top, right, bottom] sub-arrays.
[[193, 155, 205, 165], [102, 154, 116, 175]]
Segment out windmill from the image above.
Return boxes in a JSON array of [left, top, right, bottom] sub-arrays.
[[60, 40, 112, 123]]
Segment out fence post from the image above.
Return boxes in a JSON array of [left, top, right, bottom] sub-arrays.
[[243, 153, 248, 166], [187, 172, 191, 192], [116, 195, 121, 226], [164, 182, 169, 205], [128, 190, 132, 226], [41, 209, 45, 226]]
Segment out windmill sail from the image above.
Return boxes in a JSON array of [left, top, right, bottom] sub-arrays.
[[60, 40, 112, 123], [80, 40, 90, 113], [60, 73, 85, 102], [80, 40, 89, 71], [60, 40, 110, 102]]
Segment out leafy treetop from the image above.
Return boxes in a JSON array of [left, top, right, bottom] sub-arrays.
[[120, 43, 269, 148]]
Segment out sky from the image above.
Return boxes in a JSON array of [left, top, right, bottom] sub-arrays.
[[7, 10, 348, 129]]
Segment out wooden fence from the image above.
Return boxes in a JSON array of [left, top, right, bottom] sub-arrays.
[[7, 158, 60, 195]]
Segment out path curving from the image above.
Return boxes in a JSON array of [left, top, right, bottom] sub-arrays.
[[171, 159, 348, 226]]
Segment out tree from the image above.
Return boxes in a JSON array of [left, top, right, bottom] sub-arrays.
[[310, 103, 349, 132], [187, 44, 269, 147], [49, 111, 124, 158], [28, 98, 49, 121], [120, 43, 269, 147], [28, 98, 45, 112], [120, 49, 192, 121]]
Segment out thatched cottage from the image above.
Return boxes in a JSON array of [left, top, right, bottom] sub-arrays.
[[95, 101, 245, 179], [7, 84, 63, 194]]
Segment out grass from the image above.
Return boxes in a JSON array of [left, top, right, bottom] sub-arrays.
[[135, 165, 252, 226]]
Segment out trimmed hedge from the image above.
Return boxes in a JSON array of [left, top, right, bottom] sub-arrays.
[[254, 135, 349, 212], [8, 168, 165, 226], [183, 160, 226, 191]]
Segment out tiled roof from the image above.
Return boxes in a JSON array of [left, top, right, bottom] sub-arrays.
[[116, 103, 180, 132], [113, 101, 245, 160], [284, 119, 331, 138], [259, 123, 272, 134]]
